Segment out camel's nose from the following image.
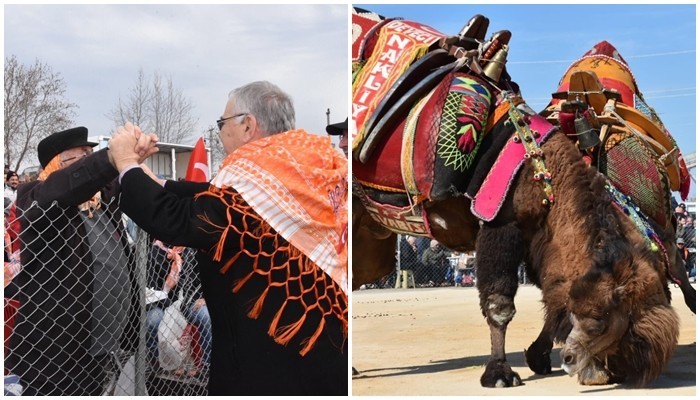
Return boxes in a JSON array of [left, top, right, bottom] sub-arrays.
[[561, 349, 576, 366]]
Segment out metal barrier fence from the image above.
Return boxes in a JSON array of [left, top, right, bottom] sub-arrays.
[[4, 198, 210, 396], [365, 235, 482, 290], [364, 231, 696, 289]]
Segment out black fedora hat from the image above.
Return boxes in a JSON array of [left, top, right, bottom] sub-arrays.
[[326, 118, 348, 136], [38, 127, 97, 168]]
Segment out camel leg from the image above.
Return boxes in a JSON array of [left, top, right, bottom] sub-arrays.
[[525, 309, 567, 375], [669, 251, 696, 314], [351, 198, 397, 290], [476, 222, 524, 387]]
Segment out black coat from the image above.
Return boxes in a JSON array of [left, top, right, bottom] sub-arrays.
[[120, 168, 348, 396], [399, 238, 421, 271], [7, 149, 129, 395]]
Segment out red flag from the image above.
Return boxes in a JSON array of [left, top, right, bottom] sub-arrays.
[[185, 137, 209, 182]]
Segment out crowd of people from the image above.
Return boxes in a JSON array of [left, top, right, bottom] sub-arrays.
[[3, 81, 349, 396], [674, 202, 696, 281], [389, 235, 477, 288]]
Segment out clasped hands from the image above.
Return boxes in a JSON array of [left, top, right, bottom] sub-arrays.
[[108, 122, 160, 172]]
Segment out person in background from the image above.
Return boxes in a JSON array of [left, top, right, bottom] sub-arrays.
[[145, 240, 211, 376], [7, 127, 153, 395], [326, 117, 348, 157], [4, 171, 19, 203], [399, 235, 422, 284], [422, 239, 449, 287]]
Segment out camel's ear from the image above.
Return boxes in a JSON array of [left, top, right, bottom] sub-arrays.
[[612, 286, 626, 305], [610, 251, 633, 281]]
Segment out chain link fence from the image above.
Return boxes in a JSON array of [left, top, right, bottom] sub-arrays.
[[675, 211, 697, 281], [362, 226, 700, 289], [362, 234, 487, 290], [4, 198, 210, 396]]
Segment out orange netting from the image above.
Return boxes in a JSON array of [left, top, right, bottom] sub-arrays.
[[198, 188, 348, 356]]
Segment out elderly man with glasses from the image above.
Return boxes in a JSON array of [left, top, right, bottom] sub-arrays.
[[7, 127, 147, 395], [108, 80, 348, 395]]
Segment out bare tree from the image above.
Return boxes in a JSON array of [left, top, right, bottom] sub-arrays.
[[108, 69, 198, 144], [204, 124, 227, 173], [4, 55, 77, 171]]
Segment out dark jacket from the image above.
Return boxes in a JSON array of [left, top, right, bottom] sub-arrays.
[[422, 246, 447, 267], [119, 168, 348, 396], [399, 238, 421, 271], [7, 149, 128, 396]]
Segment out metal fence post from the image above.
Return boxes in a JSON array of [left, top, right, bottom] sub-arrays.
[[134, 229, 148, 396]]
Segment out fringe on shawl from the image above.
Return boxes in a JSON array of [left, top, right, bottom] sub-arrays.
[[196, 186, 348, 356]]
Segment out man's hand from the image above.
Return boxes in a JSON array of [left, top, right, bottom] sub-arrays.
[[192, 298, 206, 312], [108, 122, 159, 172], [133, 125, 159, 163]]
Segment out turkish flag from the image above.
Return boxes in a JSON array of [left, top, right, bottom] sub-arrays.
[[185, 137, 210, 182]]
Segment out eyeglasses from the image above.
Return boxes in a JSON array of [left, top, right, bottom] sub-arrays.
[[61, 150, 93, 164], [217, 113, 248, 131]]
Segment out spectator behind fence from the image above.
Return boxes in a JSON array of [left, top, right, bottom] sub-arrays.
[[680, 214, 696, 249], [6, 127, 155, 396], [108, 81, 348, 395], [145, 239, 211, 376], [676, 237, 693, 276], [422, 239, 449, 286], [399, 235, 421, 278], [4, 171, 19, 203]]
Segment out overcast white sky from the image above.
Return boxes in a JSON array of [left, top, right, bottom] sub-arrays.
[[4, 4, 349, 168]]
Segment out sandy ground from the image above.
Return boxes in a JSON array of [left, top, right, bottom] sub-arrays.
[[351, 284, 696, 396]]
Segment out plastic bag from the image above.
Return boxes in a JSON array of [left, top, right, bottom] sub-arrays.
[[113, 354, 149, 396], [4, 374, 22, 396], [157, 300, 188, 371]]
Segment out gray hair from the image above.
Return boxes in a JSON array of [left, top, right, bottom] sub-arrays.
[[228, 81, 295, 135]]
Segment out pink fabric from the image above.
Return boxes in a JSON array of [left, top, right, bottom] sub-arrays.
[[471, 115, 556, 221]]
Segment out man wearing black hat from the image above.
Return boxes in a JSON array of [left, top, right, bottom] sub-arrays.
[[326, 117, 348, 157], [7, 126, 156, 395]]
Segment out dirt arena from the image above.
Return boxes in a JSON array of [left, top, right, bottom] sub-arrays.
[[351, 284, 696, 396]]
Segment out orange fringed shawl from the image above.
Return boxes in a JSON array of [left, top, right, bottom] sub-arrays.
[[200, 129, 348, 355]]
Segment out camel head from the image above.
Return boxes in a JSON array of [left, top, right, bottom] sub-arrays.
[[561, 246, 679, 386]]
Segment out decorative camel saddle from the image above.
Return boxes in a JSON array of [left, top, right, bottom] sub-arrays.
[[543, 41, 691, 228], [352, 7, 556, 234], [351, 9, 690, 238]]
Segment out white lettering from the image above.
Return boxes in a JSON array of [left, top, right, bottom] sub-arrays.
[[379, 49, 399, 64], [387, 34, 411, 50], [352, 103, 368, 118], [363, 75, 382, 91], [370, 61, 393, 79]]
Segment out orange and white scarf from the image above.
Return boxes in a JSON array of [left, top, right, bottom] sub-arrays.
[[209, 129, 349, 294]]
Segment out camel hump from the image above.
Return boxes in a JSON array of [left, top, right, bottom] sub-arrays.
[[554, 41, 639, 108], [545, 41, 690, 226]]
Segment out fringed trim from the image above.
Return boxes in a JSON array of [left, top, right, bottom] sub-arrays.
[[38, 155, 62, 181], [197, 185, 348, 356]]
